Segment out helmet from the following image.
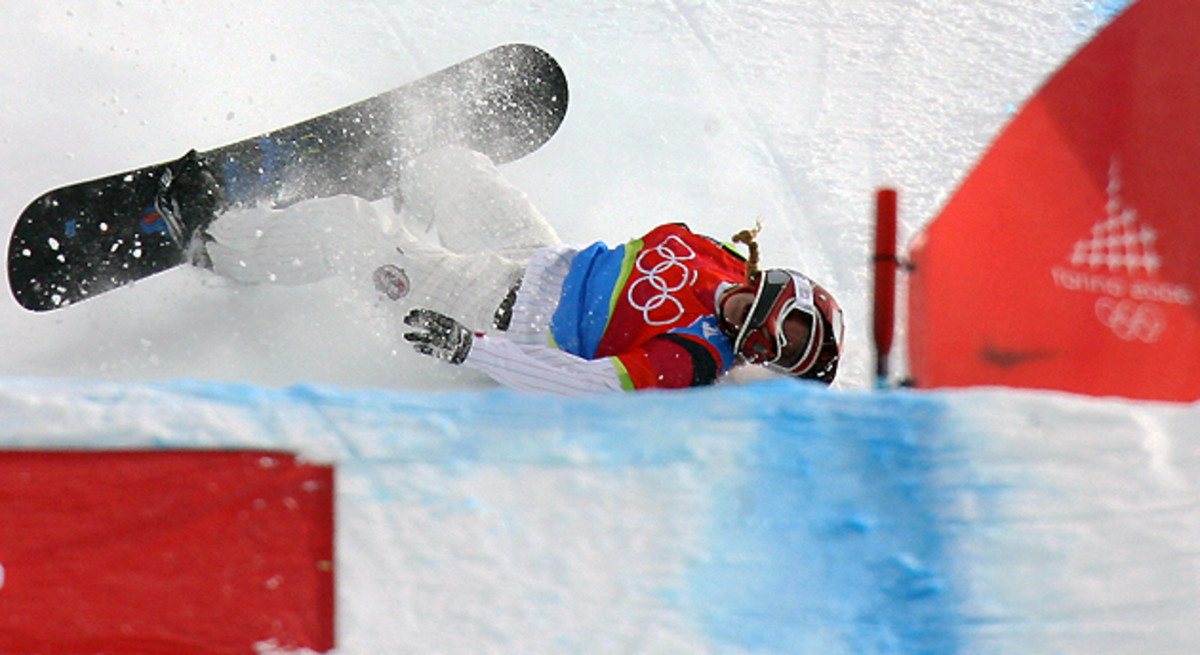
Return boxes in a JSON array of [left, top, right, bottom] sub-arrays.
[[722, 269, 844, 384]]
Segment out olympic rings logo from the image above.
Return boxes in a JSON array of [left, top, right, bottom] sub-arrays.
[[627, 235, 699, 326], [1094, 298, 1166, 343]]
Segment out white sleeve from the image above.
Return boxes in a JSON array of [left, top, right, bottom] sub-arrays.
[[464, 334, 625, 395]]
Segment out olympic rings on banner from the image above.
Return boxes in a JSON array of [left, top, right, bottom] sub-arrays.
[[1094, 298, 1166, 343]]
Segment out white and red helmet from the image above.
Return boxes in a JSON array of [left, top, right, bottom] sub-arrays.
[[722, 269, 844, 384]]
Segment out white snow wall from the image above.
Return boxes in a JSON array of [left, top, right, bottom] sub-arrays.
[[7, 1, 1200, 653], [3, 377, 1199, 655]]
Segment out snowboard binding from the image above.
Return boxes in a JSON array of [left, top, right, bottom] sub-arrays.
[[155, 149, 227, 249]]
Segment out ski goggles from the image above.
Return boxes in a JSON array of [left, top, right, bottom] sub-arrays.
[[734, 269, 826, 375]]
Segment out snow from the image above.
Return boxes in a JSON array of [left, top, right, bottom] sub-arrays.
[[4, 377, 1199, 654], [6, 1, 1200, 654]]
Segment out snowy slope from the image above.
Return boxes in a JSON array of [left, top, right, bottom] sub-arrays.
[[7, 2, 1200, 655]]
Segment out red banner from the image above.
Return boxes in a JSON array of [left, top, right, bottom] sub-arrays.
[[908, 0, 1200, 401], [0, 450, 334, 654]]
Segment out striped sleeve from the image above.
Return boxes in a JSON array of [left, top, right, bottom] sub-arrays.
[[464, 334, 625, 395]]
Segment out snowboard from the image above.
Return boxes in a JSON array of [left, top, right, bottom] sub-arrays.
[[7, 43, 568, 312]]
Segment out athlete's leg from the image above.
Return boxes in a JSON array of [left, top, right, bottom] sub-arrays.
[[203, 195, 400, 286], [398, 147, 560, 256]]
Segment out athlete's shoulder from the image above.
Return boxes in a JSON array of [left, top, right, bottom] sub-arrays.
[[643, 222, 747, 263]]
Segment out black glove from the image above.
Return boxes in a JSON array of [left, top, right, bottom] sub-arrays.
[[403, 309, 474, 365]]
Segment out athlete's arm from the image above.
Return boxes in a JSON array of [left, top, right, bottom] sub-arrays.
[[465, 334, 625, 394]]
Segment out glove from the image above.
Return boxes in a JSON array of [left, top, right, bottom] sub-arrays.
[[403, 308, 474, 365]]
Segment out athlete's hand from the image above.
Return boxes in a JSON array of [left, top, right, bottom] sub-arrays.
[[403, 309, 474, 365]]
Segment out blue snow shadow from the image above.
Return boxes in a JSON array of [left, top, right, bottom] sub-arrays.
[[677, 384, 962, 654]]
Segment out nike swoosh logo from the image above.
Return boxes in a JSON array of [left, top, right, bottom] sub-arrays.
[[978, 343, 1059, 368]]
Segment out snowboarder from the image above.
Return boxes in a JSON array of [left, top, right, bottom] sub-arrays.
[[190, 147, 844, 394]]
